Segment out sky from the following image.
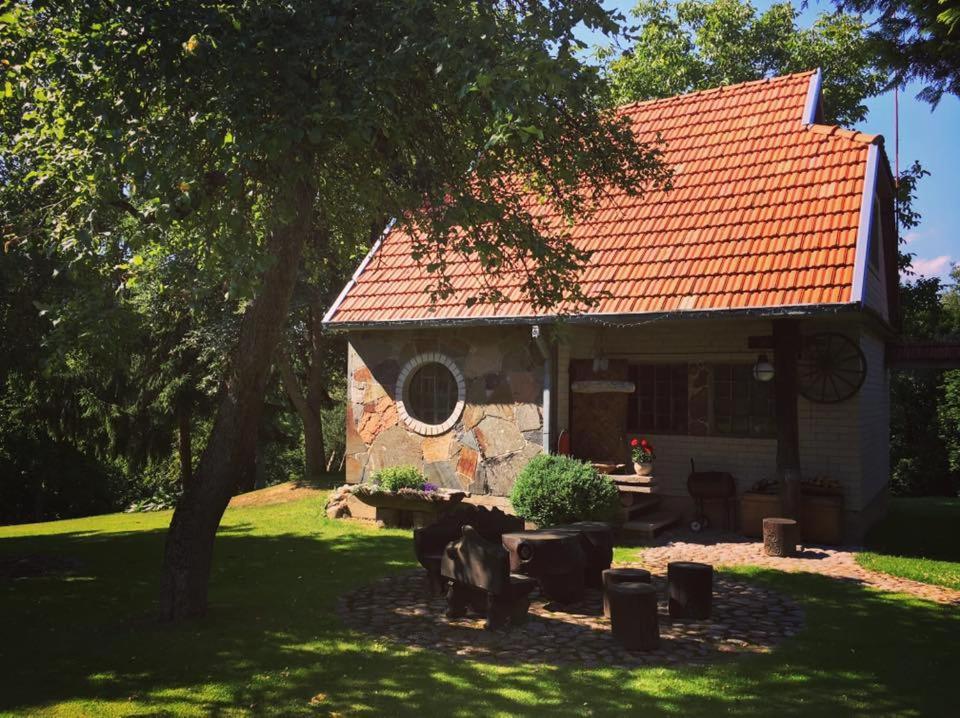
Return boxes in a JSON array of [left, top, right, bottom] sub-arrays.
[[575, 0, 959, 285]]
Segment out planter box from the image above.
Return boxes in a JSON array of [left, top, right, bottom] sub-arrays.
[[740, 492, 844, 545]]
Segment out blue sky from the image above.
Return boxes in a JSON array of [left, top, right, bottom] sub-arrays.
[[575, 0, 959, 284]]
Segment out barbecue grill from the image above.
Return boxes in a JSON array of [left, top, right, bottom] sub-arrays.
[[687, 459, 737, 532]]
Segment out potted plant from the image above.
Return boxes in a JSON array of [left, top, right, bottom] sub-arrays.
[[629, 437, 655, 476]]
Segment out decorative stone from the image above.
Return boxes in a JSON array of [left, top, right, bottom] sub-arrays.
[[456, 446, 480, 486], [353, 366, 373, 383], [515, 404, 542, 432], [462, 405, 485, 429], [363, 380, 387, 403], [425, 461, 460, 490], [475, 416, 525, 458], [366, 425, 423, 474], [422, 434, 453, 463], [483, 444, 541, 496]]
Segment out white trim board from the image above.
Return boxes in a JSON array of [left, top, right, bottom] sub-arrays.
[[851, 144, 880, 305]]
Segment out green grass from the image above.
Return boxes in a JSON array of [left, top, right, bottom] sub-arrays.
[[1, 495, 958, 717], [856, 497, 960, 590]]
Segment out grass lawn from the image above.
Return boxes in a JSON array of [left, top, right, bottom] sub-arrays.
[[1, 493, 958, 717], [856, 497, 960, 591]]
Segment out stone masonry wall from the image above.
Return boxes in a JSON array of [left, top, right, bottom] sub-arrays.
[[345, 327, 545, 496]]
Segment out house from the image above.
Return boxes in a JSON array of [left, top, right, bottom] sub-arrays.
[[322, 70, 899, 540]]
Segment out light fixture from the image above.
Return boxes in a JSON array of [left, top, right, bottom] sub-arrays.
[[752, 354, 775, 382]]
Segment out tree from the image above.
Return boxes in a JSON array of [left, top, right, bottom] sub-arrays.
[[835, 0, 960, 106], [2, 1, 669, 619], [603, 0, 886, 124]]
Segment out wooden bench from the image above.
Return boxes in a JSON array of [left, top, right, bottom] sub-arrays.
[[440, 525, 538, 630]]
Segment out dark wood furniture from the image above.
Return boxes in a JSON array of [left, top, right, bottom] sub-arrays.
[[608, 582, 660, 650], [501, 529, 586, 603], [413, 506, 523, 596], [601, 567, 652, 618], [762, 517, 800, 557], [553, 522, 615, 588], [667, 561, 713, 619], [440, 525, 537, 630]]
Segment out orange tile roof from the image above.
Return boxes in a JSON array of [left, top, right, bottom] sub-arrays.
[[325, 71, 884, 326]]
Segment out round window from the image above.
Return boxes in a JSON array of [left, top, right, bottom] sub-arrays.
[[396, 353, 466, 435]]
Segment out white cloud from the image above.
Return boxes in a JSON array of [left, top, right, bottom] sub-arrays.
[[903, 231, 922, 244], [909, 255, 954, 279]]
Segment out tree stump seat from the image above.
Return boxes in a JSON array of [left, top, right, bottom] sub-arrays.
[[501, 529, 587, 603], [413, 506, 524, 596], [607, 582, 660, 651], [763, 517, 800, 557], [554, 522, 615, 588], [601, 567, 652, 618], [667, 561, 713, 619], [440, 525, 537, 630]]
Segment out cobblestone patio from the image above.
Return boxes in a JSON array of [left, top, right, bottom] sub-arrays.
[[640, 530, 960, 605], [337, 566, 804, 667]]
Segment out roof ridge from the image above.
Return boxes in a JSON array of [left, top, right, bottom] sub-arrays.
[[805, 123, 883, 146], [614, 70, 817, 114]]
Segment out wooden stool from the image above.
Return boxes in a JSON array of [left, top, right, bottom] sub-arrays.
[[763, 517, 800, 557], [607, 582, 659, 650], [667, 561, 712, 619], [502, 530, 586, 604], [601, 567, 652, 618]]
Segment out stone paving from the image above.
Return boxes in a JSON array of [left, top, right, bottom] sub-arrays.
[[337, 567, 804, 667], [640, 530, 960, 605]]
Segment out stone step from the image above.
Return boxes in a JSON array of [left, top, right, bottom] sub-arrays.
[[616, 483, 656, 495], [610, 474, 656, 486], [622, 496, 661, 520], [619, 511, 680, 539]]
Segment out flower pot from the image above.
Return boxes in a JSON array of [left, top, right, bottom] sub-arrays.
[[633, 461, 654, 476]]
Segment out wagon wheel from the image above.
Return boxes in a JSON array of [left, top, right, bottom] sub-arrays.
[[797, 332, 867, 404]]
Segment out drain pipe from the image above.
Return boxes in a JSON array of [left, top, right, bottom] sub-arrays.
[[532, 325, 552, 453]]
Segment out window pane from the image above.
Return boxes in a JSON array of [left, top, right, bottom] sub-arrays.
[[712, 363, 775, 437], [630, 363, 688, 434], [407, 363, 458, 424]]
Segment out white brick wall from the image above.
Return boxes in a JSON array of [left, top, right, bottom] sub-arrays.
[[858, 329, 890, 510]]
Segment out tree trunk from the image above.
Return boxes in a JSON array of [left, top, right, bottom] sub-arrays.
[[773, 319, 802, 518], [158, 181, 313, 621], [177, 401, 192, 487], [278, 348, 326, 481]]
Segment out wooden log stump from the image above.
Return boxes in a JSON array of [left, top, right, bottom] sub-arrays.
[[608, 582, 660, 651], [502, 530, 586, 603], [762, 517, 799, 557], [554, 522, 615, 589], [601, 567, 652, 618], [667, 561, 713, 619]]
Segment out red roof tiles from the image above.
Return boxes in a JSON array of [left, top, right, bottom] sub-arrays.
[[325, 71, 882, 326]]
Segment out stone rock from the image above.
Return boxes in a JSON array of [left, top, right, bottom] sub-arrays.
[[422, 434, 453, 463], [462, 404, 485, 429], [363, 380, 388, 403], [353, 366, 373, 383], [515, 403, 542, 432], [345, 404, 366, 455], [523, 430, 543, 445], [367, 425, 423, 474], [424, 461, 460, 490], [460, 429, 480, 452], [485, 403, 515, 421], [507, 371, 539, 403], [483, 443, 542, 496], [475, 416, 524, 458], [456, 446, 479, 487], [358, 396, 398, 444], [345, 453, 366, 484]]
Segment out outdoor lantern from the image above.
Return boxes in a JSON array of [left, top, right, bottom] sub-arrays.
[[752, 354, 775, 382]]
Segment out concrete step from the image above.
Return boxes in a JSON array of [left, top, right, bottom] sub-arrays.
[[622, 496, 661, 520], [619, 511, 680, 539], [610, 474, 656, 486], [616, 483, 656, 495]]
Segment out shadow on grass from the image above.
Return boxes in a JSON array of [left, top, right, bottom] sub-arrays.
[[863, 497, 960, 562], [1, 519, 958, 717]]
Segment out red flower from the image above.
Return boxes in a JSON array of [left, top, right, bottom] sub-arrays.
[[640, 439, 649, 447], [630, 438, 639, 447]]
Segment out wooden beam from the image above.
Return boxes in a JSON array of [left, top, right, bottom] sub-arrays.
[[773, 319, 802, 519]]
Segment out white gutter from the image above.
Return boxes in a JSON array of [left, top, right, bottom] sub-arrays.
[[802, 68, 823, 125], [851, 144, 879, 306], [531, 325, 552, 453], [321, 219, 395, 325]]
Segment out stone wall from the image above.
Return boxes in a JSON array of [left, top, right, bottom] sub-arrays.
[[345, 327, 545, 496]]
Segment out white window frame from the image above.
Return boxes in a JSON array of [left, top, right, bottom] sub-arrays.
[[395, 352, 466, 436]]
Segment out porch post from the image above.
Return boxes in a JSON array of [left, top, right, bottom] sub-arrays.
[[773, 319, 802, 518]]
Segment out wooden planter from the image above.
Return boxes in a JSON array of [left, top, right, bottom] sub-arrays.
[[740, 492, 844, 545], [351, 489, 466, 529]]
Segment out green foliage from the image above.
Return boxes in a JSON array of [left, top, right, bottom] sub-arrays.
[[372, 466, 427, 492], [509, 454, 621, 526], [603, 0, 885, 125], [836, 0, 960, 106]]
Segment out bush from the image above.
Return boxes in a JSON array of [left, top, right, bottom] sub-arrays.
[[372, 465, 426, 492], [509, 454, 621, 527]]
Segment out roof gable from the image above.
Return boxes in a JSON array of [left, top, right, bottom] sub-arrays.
[[325, 71, 884, 327]]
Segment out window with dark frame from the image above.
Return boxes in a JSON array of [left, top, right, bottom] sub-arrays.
[[406, 363, 458, 425], [712, 364, 776, 437], [628, 363, 688, 434]]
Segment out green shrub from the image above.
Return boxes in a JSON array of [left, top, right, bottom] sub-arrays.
[[509, 454, 621, 527], [372, 465, 427, 492]]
